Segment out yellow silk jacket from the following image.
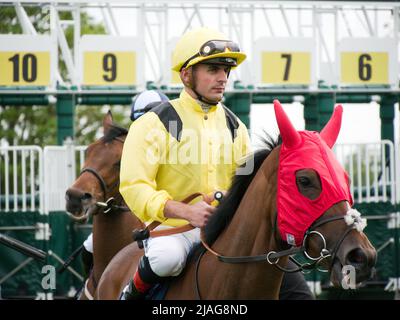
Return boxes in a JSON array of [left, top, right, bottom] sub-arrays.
[[120, 90, 251, 226]]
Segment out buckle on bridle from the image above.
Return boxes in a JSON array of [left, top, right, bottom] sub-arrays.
[[96, 197, 115, 213]]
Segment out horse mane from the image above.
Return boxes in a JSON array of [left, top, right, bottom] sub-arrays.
[[103, 124, 128, 143], [203, 134, 281, 246]]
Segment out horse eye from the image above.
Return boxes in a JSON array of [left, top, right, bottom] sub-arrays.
[[297, 176, 311, 187], [114, 161, 121, 168]]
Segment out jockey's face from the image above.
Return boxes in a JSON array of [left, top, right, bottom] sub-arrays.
[[181, 63, 230, 103]]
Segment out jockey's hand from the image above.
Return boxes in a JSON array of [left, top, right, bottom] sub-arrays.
[[187, 200, 216, 228], [163, 200, 216, 228]]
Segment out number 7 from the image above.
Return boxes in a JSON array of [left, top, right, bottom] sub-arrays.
[[281, 53, 292, 81]]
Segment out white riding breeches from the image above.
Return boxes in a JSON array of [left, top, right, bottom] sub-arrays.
[[83, 233, 93, 253], [143, 227, 201, 277]]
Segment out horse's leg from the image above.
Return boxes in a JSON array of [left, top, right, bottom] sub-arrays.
[[95, 242, 143, 300]]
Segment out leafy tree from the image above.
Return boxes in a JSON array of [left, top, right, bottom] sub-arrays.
[[0, 6, 130, 147]]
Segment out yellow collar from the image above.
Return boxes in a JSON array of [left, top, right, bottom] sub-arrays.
[[180, 90, 219, 114]]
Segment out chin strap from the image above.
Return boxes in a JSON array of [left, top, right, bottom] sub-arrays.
[[191, 85, 220, 106]]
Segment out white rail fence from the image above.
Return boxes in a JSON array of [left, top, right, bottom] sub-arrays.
[[43, 144, 87, 214], [0, 146, 44, 213], [0, 141, 399, 214], [333, 140, 396, 204]]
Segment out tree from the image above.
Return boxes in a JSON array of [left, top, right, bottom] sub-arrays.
[[0, 6, 129, 147]]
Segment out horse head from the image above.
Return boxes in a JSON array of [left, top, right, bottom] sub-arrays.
[[65, 111, 128, 222], [273, 100, 376, 287]]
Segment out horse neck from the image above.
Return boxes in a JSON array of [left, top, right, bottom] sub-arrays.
[[92, 197, 142, 283], [202, 149, 283, 298], [215, 169, 276, 254]]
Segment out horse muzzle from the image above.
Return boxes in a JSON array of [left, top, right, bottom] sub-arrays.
[[331, 246, 377, 288], [65, 187, 95, 221]]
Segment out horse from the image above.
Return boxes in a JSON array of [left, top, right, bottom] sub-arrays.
[[65, 111, 144, 300], [95, 100, 377, 300]]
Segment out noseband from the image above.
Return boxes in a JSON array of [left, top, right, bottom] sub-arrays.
[[267, 214, 357, 273], [200, 208, 365, 274], [78, 136, 129, 215]]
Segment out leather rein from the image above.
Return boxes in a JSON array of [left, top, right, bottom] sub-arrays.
[[132, 193, 359, 299]]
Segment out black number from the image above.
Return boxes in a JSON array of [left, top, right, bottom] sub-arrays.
[[103, 53, 117, 81], [8, 53, 37, 82], [8, 54, 20, 82], [22, 54, 37, 82], [281, 53, 292, 81], [358, 54, 372, 81]]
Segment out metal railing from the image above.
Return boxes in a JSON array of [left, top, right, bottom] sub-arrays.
[[43, 143, 87, 214], [334, 140, 396, 204], [0, 146, 44, 213], [0, 141, 399, 214]]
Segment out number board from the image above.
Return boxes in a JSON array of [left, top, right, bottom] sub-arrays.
[[0, 35, 56, 87], [338, 38, 397, 86], [254, 37, 315, 86], [79, 36, 143, 86], [164, 37, 182, 86]]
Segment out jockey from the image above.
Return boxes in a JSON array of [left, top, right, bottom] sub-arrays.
[[120, 27, 251, 300], [130, 90, 169, 121], [79, 90, 170, 278]]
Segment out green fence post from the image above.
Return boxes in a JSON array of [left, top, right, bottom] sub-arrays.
[[56, 92, 75, 145], [304, 94, 319, 131], [318, 92, 335, 130], [224, 83, 251, 129], [379, 94, 397, 144]]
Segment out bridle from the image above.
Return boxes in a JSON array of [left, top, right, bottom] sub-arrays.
[[199, 207, 358, 271], [81, 136, 129, 214], [66, 136, 129, 223], [266, 213, 357, 273], [195, 204, 363, 299]]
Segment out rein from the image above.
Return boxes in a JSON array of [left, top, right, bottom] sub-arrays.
[[130, 189, 365, 298], [200, 213, 357, 273], [131, 192, 216, 247]]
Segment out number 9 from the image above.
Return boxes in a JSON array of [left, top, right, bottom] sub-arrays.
[[103, 53, 117, 82]]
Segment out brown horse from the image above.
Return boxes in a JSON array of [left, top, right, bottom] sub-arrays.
[[65, 112, 144, 300], [96, 101, 377, 300]]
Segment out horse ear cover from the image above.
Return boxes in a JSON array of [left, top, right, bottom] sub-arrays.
[[273, 100, 301, 149], [320, 105, 343, 148]]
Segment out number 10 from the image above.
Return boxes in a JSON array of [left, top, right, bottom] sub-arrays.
[[8, 53, 37, 82]]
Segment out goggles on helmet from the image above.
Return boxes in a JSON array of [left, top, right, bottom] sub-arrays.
[[180, 39, 241, 70], [199, 40, 240, 56]]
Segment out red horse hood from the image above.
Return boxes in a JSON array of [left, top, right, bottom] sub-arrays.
[[274, 100, 353, 246]]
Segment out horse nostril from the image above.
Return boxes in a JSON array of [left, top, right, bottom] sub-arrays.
[[346, 248, 367, 267], [65, 188, 92, 213], [82, 193, 92, 201]]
